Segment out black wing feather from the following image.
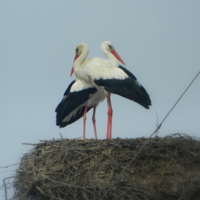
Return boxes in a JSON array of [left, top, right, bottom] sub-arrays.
[[55, 80, 97, 127], [94, 66, 151, 109], [58, 106, 93, 127]]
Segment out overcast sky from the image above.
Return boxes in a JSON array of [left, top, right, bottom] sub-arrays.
[[0, 1, 200, 198]]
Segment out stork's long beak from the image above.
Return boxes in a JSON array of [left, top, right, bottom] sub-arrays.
[[70, 68, 74, 77], [70, 54, 79, 77], [110, 50, 126, 66]]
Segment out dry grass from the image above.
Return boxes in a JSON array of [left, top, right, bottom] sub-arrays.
[[13, 135, 200, 200]]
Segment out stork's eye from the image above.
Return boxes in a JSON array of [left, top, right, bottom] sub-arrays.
[[108, 45, 112, 49], [76, 48, 78, 52]]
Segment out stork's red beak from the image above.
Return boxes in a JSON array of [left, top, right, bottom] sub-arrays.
[[70, 68, 74, 77], [70, 54, 79, 77], [110, 50, 126, 66]]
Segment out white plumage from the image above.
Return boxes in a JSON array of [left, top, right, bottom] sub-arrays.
[[71, 41, 151, 139]]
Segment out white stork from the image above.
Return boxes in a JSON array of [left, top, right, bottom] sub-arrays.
[[70, 42, 151, 139], [55, 41, 126, 140], [55, 79, 104, 139]]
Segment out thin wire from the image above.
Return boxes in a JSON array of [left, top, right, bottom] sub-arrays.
[[158, 71, 200, 130]]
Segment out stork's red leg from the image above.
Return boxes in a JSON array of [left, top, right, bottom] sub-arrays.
[[92, 105, 98, 139], [106, 94, 113, 139], [82, 106, 88, 139]]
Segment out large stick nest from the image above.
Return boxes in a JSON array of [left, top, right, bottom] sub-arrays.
[[13, 135, 200, 200]]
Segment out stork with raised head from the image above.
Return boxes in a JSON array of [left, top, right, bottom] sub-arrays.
[[71, 41, 151, 139], [56, 42, 126, 140]]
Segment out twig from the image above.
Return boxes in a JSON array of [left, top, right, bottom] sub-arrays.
[[36, 186, 45, 195], [45, 175, 58, 183], [59, 132, 64, 140], [0, 163, 20, 169], [3, 176, 15, 200], [178, 173, 200, 200], [100, 71, 200, 200], [155, 111, 159, 137], [22, 143, 38, 146], [161, 133, 192, 140]]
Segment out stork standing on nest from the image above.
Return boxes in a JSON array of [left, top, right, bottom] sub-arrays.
[[55, 41, 125, 139], [70, 41, 151, 139], [55, 79, 104, 139]]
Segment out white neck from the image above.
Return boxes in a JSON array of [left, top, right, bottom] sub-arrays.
[[101, 45, 119, 65], [74, 43, 89, 66]]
